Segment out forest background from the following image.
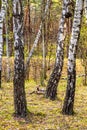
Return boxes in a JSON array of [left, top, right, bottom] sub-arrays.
[[0, 0, 87, 130]]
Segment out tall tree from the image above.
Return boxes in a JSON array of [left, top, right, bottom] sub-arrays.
[[25, 0, 51, 72], [8, 0, 13, 56], [62, 0, 84, 115], [13, 0, 27, 117], [5, 0, 13, 82], [41, 0, 47, 86], [24, 0, 31, 52], [46, 0, 72, 100], [24, 0, 31, 80], [0, 0, 7, 88], [5, 12, 10, 82]]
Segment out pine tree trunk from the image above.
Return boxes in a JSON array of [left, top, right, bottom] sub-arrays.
[[41, 0, 47, 86], [25, 0, 31, 80], [62, 0, 83, 115], [8, 0, 13, 56], [25, 0, 51, 73], [46, 0, 72, 100], [5, 17, 10, 82], [13, 0, 27, 117], [5, 4, 11, 82], [0, 0, 7, 88]]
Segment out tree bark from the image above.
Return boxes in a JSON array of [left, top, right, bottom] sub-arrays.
[[8, 0, 13, 56], [13, 0, 27, 117], [41, 0, 47, 86], [25, 0, 51, 73], [5, 16, 10, 82], [46, 0, 72, 100], [62, 0, 84, 115], [0, 0, 7, 88], [24, 0, 31, 80]]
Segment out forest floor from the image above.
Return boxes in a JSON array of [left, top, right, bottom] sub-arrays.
[[0, 59, 87, 130]]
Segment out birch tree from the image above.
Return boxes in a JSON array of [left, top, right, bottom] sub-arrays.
[[46, 0, 72, 100], [0, 0, 7, 88], [13, 0, 27, 117], [62, 0, 84, 115]]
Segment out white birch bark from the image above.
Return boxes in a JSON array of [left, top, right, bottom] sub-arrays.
[[62, 0, 84, 115], [0, 0, 7, 87], [25, 0, 51, 72], [46, 0, 72, 100], [13, 0, 27, 117]]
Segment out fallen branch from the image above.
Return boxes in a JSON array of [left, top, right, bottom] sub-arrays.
[[29, 86, 46, 95]]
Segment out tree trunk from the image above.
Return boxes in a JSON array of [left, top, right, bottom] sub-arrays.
[[41, 0, 47, 86], [13, 0, 27, 117], [5, 16, 10, 82], [46, 0, 72, 100], [0, 0, 7, 88], [8, 0, 13, 56], [25, 0, 31, 80], [62, 0, 83, 115], [5, 2, 12, 82], [25, 0, 51, 73]]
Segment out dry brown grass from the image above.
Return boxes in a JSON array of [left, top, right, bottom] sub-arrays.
[[2, 57, 84, 83]]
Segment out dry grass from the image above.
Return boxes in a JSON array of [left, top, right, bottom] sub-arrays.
[[2, 57, 84, 82]]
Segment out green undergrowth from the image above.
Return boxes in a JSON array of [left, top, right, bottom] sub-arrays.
[[0, 78, 87, 130]]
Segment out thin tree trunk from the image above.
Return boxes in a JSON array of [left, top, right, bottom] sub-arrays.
[[25, 0, 31, 80], [0, 0, 7, 88], [5, 3, 11, 82], [46, 0, 72, 100], [47, 3, 52, 70], [25, 0, 51, 73], [27, 0, 31, 52], [8, 0, 13, 56], [13, 0, 27, 117], [41, 0, 47, 86], [5, 16, 10, 82], [62, 0, 83, 115]]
